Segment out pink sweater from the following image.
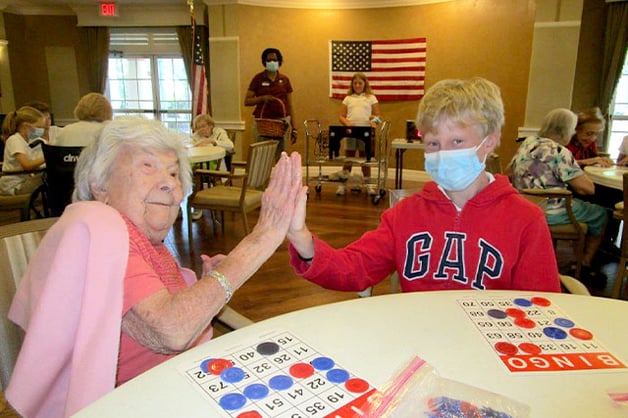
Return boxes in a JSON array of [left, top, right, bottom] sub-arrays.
[[7, 202, 129, 418]]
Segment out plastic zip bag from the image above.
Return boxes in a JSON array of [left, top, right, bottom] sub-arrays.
[[354, 356, 530, 418]]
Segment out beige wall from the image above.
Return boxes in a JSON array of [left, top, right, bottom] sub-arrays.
[[234, 0, 535, 166], [3, 13, 89, 122], [1, 0, 608, 167]]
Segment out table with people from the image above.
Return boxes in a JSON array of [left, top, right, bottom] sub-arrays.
[[4, 77, 588, 418], [584, 165, 627, 191]]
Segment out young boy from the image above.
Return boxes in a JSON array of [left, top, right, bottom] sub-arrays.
[[286, 77, 561, 293]]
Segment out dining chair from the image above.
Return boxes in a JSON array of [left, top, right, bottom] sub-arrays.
[[612, 172, 628, 299], [485, 153, 503, 174], [41, 143, 83, 216], [186, 140, 279, 245], [558, 274, 591, 296], [519, 188, 587, 279], [0, 217, 59, 390]]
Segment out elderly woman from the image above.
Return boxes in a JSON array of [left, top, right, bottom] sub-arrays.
[[6, 117, 304, 418], [54, 92, 113, 147], [509, 108, 608, 286], [191, 114, 234, 150], [566, 107, 614, 168]]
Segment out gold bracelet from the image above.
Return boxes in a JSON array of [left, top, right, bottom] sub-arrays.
[[207, 270, 233, 303]]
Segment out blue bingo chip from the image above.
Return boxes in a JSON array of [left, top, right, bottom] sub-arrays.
[[219, 393, 247, 410], [554, 317, 575, 328], [243, 383, 270, 400], [543, 326, 568, 340], [311, 356, 335, 371], [326, 368, 350, 384], [221, 367, 246, 384], [269, 374, 293, 390], [513, 298, 532, 307]]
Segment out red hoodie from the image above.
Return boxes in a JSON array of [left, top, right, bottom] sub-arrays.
[[290, 174, 561, 293]]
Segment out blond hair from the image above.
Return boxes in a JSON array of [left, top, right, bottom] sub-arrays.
[[1, 106, 44, 140], [74, 93, 113, 122], [416, 77, 504, 143]]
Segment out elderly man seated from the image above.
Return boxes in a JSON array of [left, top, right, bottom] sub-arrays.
[[6, 117, 304, 418]]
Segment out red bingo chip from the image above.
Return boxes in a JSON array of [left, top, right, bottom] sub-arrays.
[[518, 342, 542, 355], [570, 328, 593, 340], [207, 358, 234, 375], [494, 341, 518, 355], [289, 362, 314, 378]]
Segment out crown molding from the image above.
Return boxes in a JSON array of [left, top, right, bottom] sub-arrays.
[[4, 0, 452, 16]]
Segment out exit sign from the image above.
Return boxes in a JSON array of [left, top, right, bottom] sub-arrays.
[[100, 2, 117, 16]]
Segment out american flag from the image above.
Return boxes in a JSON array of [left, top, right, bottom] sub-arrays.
[[191, 19, 208, 116], [330, 38, 427, 101]]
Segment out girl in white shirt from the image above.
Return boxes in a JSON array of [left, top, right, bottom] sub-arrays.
[[0, 106, 47, 195], [335, 73, 381, 196]]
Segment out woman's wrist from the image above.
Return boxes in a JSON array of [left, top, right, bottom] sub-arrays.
[[206, 270, 233, 303]]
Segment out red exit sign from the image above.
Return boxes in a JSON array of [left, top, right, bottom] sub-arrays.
[[100, 2, 117, 17]]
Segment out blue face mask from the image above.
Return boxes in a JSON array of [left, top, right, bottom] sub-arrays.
[[424, 137, 488, 191], [265, 61, 279, 72], [28, 127, 45, 141]]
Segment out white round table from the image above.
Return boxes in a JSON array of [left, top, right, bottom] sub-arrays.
[[584, 165, 628, 191], [73, 291, 628, 417], [187, 145, 226, 165]]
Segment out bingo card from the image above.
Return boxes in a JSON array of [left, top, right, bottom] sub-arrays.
[[178, 330, 375, 418], [458, 294, 626, 373]]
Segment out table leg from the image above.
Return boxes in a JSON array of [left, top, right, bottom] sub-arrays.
[[395, 149, 405, 189]]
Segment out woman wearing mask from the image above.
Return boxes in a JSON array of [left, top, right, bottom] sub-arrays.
[[0, 106, 47, 195], [244, 47, 297, 160], [285, 78, 560, 293]]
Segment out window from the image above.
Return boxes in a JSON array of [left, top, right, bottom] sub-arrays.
[[106, 29, 193, 135], [607, 52, 628, 159]]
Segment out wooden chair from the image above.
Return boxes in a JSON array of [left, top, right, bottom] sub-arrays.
[[485, 152, 503, 174], [186, 140, 278, 244], [0, 217, 58, 390], [559, 274, 591, 296], [519, 188, 588, 279], [612, 172, 628, 299]]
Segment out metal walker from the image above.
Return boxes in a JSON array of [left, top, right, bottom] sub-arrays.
[[303, 119, 391, 205]]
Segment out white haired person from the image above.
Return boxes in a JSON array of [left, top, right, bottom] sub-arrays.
[[6, 116, 303, 418]]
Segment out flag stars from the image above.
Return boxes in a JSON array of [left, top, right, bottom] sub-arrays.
[[332, 41, 371, 72]]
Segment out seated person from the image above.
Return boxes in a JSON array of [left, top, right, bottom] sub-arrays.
[[24, 100, 61, 144], [190, 114, 234, 171], [286, 77, 561, 293], [6, 117, 303, 417], [509, 108, 608, 287], [0, 106, 46, 196], [55, 92, 113, 147], [566, 107, 614, 168]]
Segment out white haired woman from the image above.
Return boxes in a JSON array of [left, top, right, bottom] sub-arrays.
[[6, 116, 304, 418]]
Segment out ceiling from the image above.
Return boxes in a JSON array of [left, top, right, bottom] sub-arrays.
[[1, 0, 448, 15]]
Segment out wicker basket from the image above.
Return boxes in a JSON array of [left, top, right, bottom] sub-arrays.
[[256, 97, 289, 139]]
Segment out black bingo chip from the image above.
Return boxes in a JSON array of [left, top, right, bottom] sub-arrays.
[[256, 341, 280, 355]]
